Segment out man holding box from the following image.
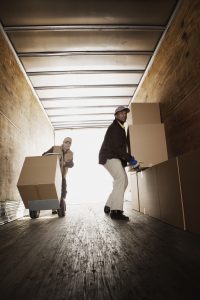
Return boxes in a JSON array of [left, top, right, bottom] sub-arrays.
[[43, 137, 74, 214], [99, 106, 140, 221]]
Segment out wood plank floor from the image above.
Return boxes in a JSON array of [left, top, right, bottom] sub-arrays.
[[0, 201, 200, 300]]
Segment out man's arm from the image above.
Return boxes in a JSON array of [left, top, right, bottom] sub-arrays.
[[42, 146, 54, 156]]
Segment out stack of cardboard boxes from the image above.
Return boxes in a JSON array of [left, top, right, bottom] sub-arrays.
[[127, 103, 168, 167], [127, 103, 168, 212], [128, 103, 200, 234]]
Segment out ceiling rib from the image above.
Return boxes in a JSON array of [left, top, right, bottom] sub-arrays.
[[18, 51, 153, 57], [52, 120, 113, 124], [49, 113, 114, 117], [54, 126, 111, 129], [40, 95, 132, 100], [27, 70, 144, 75], [4, 25, 165, 32], [45, 105, 119, 110], [40, 96, 132, 101], [35, 84, 137, 90]]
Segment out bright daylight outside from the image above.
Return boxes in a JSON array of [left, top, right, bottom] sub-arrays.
[[55, 128, 131, 205]]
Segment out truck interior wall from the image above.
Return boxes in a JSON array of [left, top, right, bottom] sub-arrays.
[[0, 27, 54, 224], [133, 0, 200, 158]]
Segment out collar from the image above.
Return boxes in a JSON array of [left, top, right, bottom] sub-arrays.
[[117, 120, 125, 129]]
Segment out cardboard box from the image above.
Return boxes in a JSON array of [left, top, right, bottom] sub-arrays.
[[178, 148, 200, 234], [129, 124, 168, 167], [137, 167, 161, 219], [156, 158, 185, 229], [17, 155, 62, 210], [127, 103, 161, 125]]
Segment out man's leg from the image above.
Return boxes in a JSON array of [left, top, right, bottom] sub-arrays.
[[52, 177, 67, 214], [60, 177, 67, 212], [104, 158, 128, 211], [61, 177, 67, 199]]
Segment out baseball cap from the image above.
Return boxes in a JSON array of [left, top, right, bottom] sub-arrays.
[[63, 137, 72, 143], [114, 106, 130, 115]]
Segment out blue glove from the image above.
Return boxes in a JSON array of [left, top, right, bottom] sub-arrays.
[[130, 158, 140, 170]]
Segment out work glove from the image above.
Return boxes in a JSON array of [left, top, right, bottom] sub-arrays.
[[130, 157, 140, 171]]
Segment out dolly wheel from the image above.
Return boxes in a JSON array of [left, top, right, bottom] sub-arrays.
[[57, 198, 66, 217], [29, 210, 40, 219]]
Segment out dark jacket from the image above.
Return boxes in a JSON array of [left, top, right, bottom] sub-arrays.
[[99, 119, 132, 167]]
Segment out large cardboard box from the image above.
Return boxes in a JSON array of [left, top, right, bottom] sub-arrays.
[[137, 167, 161, 219], [156, 158, 185, 229], [178, 148, 200, 234], [17, 155, 62, 210], [129, 124, 168, 167], [127, 103, 161, 125]]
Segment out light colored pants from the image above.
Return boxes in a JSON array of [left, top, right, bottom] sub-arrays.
[[104, 158, 128, 211]]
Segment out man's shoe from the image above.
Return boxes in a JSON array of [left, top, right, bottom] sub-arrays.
[[52, 209, 58, 214], [110, 210, 129, 221], [104, 205, 110, 214]]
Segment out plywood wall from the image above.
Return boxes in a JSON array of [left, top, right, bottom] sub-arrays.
[[133, 0, 200, 158], [0, 28, 54, 224]]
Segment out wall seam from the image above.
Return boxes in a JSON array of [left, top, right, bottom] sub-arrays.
[[0, 110, 20, 130], [176, 157, 186, 230]]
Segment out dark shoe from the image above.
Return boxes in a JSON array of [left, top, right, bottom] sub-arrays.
[[52, 209, 58, 214], [104, 205, 110, 214], [110, 210, 129, 221]]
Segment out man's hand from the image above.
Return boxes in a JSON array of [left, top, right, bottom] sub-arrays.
[[130, 158, 140, 170], [64, 161, 74, 168]]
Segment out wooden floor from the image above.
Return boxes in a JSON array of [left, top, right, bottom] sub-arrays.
[[0, 201, 200, 300]]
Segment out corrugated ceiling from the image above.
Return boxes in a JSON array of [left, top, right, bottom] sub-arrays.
[[0, 0, 179, 129]]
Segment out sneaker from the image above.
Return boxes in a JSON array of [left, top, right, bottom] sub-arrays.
[[110, 210, 129, 221], [104, 205, 110, 214], [52, 209, 58, 214]]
